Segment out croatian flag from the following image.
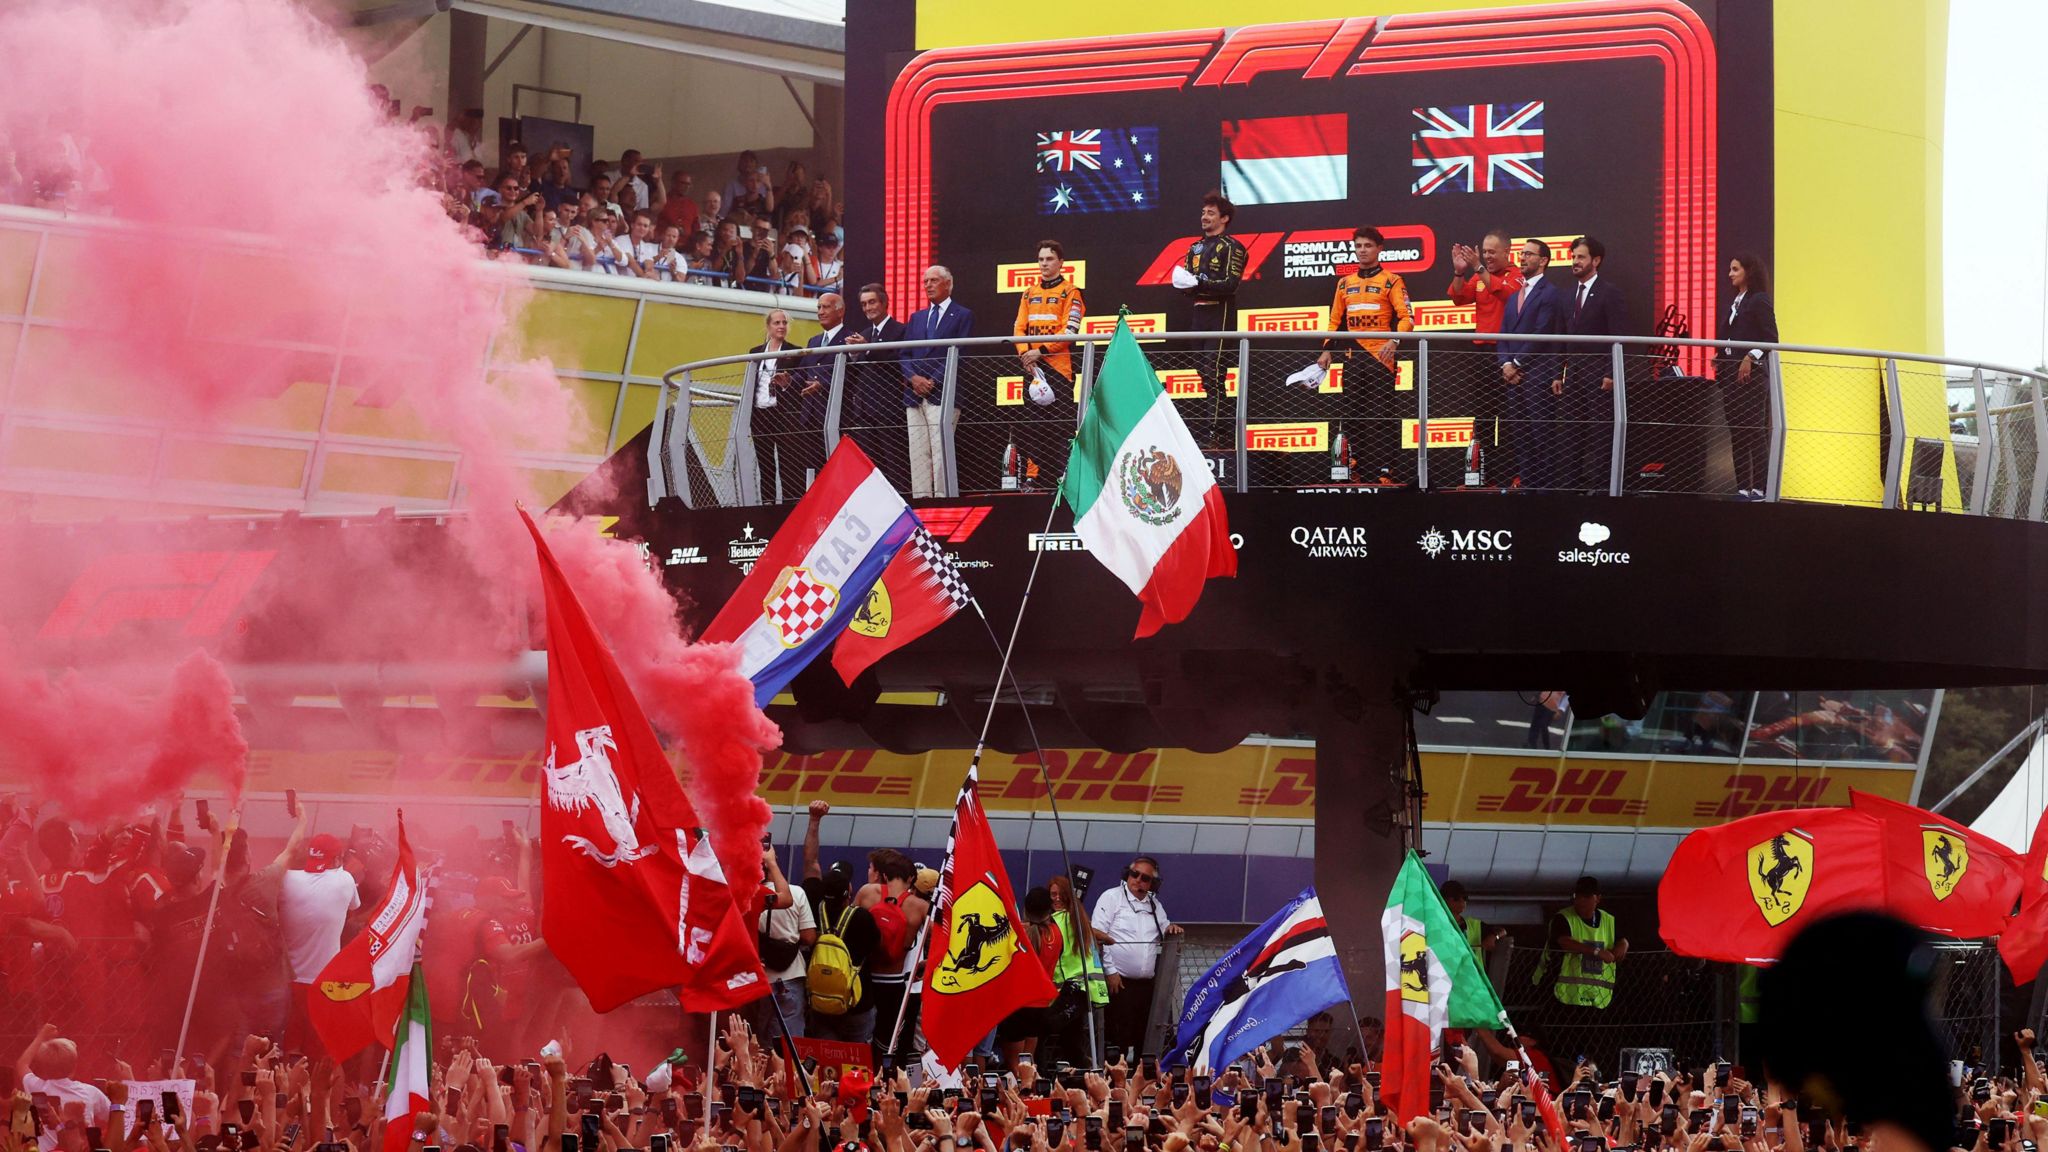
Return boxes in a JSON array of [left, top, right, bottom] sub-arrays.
[[1168, 887, 1350, 1074], [699, 438, 916, 706], [1220, 115, 1348, 205]]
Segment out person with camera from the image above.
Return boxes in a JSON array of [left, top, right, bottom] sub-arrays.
[[1090, 855, 1183, 1058]]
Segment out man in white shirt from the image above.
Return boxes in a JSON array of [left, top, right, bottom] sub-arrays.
[[16, 1026, 110, 1152], [1088, 855, 1182, 1058], [753, 848, 817, 1040], [278, 833, 360, 1051]]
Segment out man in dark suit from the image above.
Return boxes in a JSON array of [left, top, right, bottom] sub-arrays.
[[797, 291, 854, 466], [843, 283, 909, 491], [900, 265, 975, 497], [1497, 239, 1567, 489], [747, 308, 815, 503], [1557, 236, 1630, 492]]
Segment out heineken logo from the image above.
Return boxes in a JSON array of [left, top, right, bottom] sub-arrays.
[[1117, 446, 1186, 526]]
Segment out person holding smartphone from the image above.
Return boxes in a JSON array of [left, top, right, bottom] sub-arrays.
[[15, 1026, 110, 1152]]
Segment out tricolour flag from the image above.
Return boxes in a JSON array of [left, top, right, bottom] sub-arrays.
[[1849, 789, 2022, 939], [1381, 852, 1504, 1124], [1999, 803, 2048, 980], [1169, 886, 1350, 1074], [522, 510, 767, 1013], [1656, 806, 1889, 964], [700, 437, 916, 705], [380, 961, 431, 1152], [831, 525, 971, 684], [309, 816, 426, 1061], [1410, 102, 1545, 195], [1220, 115, 1347, 205], [920, 766, 1056, 1069], [1060, 314, 1235, 637]]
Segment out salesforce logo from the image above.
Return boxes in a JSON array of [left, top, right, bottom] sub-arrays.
[[1557, 521, 1632, 566]]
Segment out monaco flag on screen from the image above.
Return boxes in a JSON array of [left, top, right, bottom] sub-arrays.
[[309, 816, 425, 1062], [1658, 806, 1889, 964], [521, 509, 766, 1013], [1849, 790, 2022, 938], [1220, 115, 1347, 205]]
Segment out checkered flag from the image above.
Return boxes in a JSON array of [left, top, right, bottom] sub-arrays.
[[829, 521, 974, 684]]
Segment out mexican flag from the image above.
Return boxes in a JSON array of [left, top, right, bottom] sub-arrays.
[[1061, 313, 1235, 637], [1381, 852, 1503, 1124], [380, 961, 432, 1152]]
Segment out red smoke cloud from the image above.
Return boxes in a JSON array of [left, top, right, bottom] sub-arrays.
[[0, 0, 776, 889]]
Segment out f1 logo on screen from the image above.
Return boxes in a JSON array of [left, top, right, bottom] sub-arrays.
[[39, 550, 277, 640]]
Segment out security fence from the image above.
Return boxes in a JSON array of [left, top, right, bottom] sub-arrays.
[[649, 331, 2048, 517]]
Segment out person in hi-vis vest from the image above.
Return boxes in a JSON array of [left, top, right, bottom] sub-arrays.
[[1537, 875, 1629, 1073]]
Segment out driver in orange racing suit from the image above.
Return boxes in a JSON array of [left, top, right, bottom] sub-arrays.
[[1312, 226, 1415, 482]]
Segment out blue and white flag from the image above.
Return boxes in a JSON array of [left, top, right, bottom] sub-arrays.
[[1037, 127, 1159, 214], [698, 437, 916, 706], [1169, 886, 1350, 1074]]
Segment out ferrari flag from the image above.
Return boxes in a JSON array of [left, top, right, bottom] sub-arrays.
[[1999, 803, 2048, 980], [1658, 806, 1889, 964], [1850, 789, 2022, 938], [1381, 852, 1503, 1124], [920, 766, 1056, 1068]]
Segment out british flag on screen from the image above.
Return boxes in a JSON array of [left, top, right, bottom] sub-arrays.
[[1410, 102, 1546, 195]]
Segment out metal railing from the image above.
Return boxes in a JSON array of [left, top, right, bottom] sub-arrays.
[[649, 330, 2048, 515]]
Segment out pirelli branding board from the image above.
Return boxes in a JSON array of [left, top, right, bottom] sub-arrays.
[[1241, 305, 1326, 333], [1514, 235, 1579, 263], [1400, 416, 1478, 449], [1246, 421, 1329, 452], [1411, 300, 1478, 332], [1158, 367, 1240, 400], [995, 374, 1084, 406], [1082, 311, 1165, 344], [996, 260, 1088, 292], [204, 745, 1914, 830]]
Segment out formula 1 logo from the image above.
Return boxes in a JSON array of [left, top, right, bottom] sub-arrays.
[[916, 506, 994, 543], [40, 550, 278, 640]]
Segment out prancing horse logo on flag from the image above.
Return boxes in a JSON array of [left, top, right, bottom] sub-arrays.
[[934, 881, 1019, 994], [1923, 828, 1968, 901], [1746, 830, 1812, 926], [545, 724, 657, 868], [1398, 930, 1430, 1003], [763, 566, 840, 648], [848, 582, 892, 639]]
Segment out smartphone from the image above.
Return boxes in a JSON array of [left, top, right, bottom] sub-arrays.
[[1991, 1119, 2014, 1147], [1713, 1061, 1732, 1084], [1579, 1138, 1607, 1152], [196, 799, 211, 827], [1240, 1097, 1259, 1122], [1126, 1126, 1147, 1152], [1975, 1079, 1994, 1104], [651, 1139, 670, 1152], [561, 1136, 580, 1152], [980, 1088, 999, 1114], [1141, 1058, 1158, 1081], [283, 1125, 301, 1147], [1109, 1101, 1125, 1130], [1366, 1072, 1381, 1091], [1740, 1108, 1760, 1139], [581, 1113, 601, 1148], [137, 1098, 156, 1125], [287, 789, 300, 818], [1720, 1096, 1739, 1126], [1566, 1092, 1591, 1121], [1364, 1119, 1384, 1151], [737, 1086, 762, 1114], [1266, 1081, 1285, 1108], [605, 1093, 624, 1113], [661, 1097, 680, 1128], [88, 1126, 104, 1149], [1171, 1083, 1189, 1107], [1464, 1110, 1487, 1135], [1648, 1079, 1666, 1109], [1302, 1134, 1322, 1152], [1519, 1101, 1538, 1128], [493, 1126, 510, 1152], [1086, 1115, 1103, 1151], [1660, 1105, 1679, 1135], [1598, 1096, 1616, 1123], [1195, 1076, 1213, 1110], [1689, 1109, 1713, 1132], [908, 1114, 933, 1132], [445, 1088, 464, 1118], [1046, 1119, 1065, 1145]]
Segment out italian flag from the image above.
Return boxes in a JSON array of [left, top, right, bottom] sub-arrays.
[[1061, 313, 1235, 637], [1381, 852, 1503, 1124], [380, 962, 432, 1152]]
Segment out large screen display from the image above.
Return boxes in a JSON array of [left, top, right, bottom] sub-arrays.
[[881, 3, 1733, 351]]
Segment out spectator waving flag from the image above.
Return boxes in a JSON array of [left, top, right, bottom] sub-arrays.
[[831, 525, 971, 684], [1038, 128, 1159, 214], [309, 815, 426, 1061], [1061, 313, 1235, 637], [921, 766, 1056, 1069], [380, 962, 431, 1152], [1381, 852, 1504, 1124], [700, 437, 917, 705], [1169, 886, 1350, 1074], [521, 510, 767, 1013], [1411, 102, 1545, 194]]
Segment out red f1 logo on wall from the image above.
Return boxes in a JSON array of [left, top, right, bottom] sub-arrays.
[[915, 506, 994, 543], [39, 551, 277, 640]]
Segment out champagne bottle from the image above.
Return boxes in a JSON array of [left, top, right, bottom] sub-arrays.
[[1001, 434, 1021, 491], [1330, 422, 1351, 482]]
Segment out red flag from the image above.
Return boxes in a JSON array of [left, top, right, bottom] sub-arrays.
[[309, 818, 425, 1062], [831, 527, 969, 685], [522, 510, 768, 1013], [1658, 807, 1889, 964], [1518, 1045, 1566, 1141], [2000, 804, 2048, 980], [1851, 790, 2023, 937], [920, 767, 1056, 1068]]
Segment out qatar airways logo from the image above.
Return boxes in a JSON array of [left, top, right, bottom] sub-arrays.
[[1557, 522, 1632, 566]]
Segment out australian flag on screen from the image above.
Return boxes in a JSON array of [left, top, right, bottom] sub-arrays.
[[1037, 128, 1160, 214], [1411, 102, 1546, 194]]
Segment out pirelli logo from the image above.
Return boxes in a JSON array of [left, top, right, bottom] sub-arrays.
[[996, 374, 1082, 406], [1157, 367, 1240, 400], [1411, 300, 1477, 332], [1514, 235, 1579, 262], [997, 260, 1087, 292], [1400, 417, 1478, 449], [1246, 421, 1329, 452], [1241, 305, 1325, 333], [1082, 312, 1165, 344]]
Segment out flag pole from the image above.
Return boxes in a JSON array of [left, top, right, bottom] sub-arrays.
[[704, 1011, 717, 1125], [174, 803, 239, 1067], [882, 919, 929, 1067]]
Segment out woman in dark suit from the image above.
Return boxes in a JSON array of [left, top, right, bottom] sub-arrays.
[[1719, 253, 1780, 496]]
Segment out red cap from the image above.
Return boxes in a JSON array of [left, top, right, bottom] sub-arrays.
[[303, 834, 343, 872], [838, 1067, 873, 1123]]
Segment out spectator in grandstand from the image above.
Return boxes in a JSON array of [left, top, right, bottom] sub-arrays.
[[1498, 238, 1567, 488], [1533, 874, 1627, 1071], [721, 150, 762, 215], [535, 149, 575, 211], [802, 802, 882, 1043], [651, 225, 685, 282], [776, 161, 811, 231], [471, 194, 508, 253], [277, 832, 358, 1053], [901, 266, 974, 498], [1558, 236, 1630, 492], [732, 168, 776, 223], [1440, 880, 1507, 961], [620, 210, 661, 277], [499, 181, 548, 255], [618, 149, 650, 213], [587, 174, 623, 221], [458, 159, 488, 206], [743, 216, 780, 289], [809, 233, 844, 293], [701, 188, 725, 232], [808, 180, 837, 237], [497, 144, 531, 194], [1091, 855, 1181, 1058], [655, 168, 698, 237], [445, 108, 484, 167], [705, 218, 745, 286], [684, 230, 717, 285], [1720, 253, 1780, 497], [1447, 231, 1521, 486]]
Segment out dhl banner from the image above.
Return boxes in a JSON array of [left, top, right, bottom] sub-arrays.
[[1411, 300, 1476, 332], [177, 745, 1916, 831], [1401, 416, 1477, 449], [996, 260, 1087, 291]]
